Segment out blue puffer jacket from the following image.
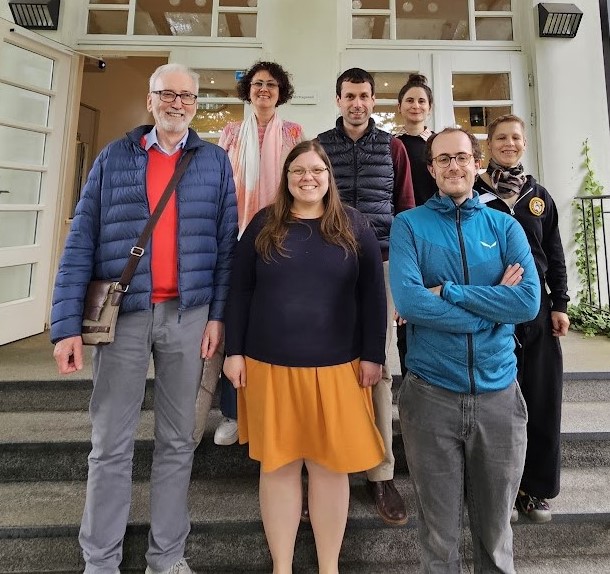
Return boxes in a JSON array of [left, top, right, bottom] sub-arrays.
[[389, 192, 540, 394], [50, 126, 237, 343]]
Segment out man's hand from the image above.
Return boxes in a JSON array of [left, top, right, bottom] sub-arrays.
[[499, 263, 524, 286], [223, 354, 247, 388], [427, 285, 442, 296], [201, 320, 223, 359], [394, 309, 407, 326], [551, 311, 570, 337], [53, 336, 84, 375], [359, 360, 382, 388]]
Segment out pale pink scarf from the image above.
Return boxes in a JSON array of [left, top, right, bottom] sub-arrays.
[[229, 112, 283, 237]]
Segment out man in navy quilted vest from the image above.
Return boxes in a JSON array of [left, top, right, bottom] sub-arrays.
[[317, 67, 415, 526], [51, 63, 237, 574]]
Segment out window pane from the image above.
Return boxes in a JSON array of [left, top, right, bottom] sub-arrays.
[[475, 17, 513, 40], [0, 84, 50, 128], [220, 0, 258, 6], [87, 10, 128, 34], [353, 0, 390, 8], [191, 104, 244, 135], [0, 127, 45, 165], [452, 74, 510, 101], [372, 105, 401, 134], [396, 0, 468, 40], [0, 212, 38, 247], [0, 43, 53, 91], [372, 72, 414, 100], [353, 16, 389, 39], [218, 13, 256, 37], [0, 264, 33, 304], [454, 105, 512, 135], [0, 169, 42, 204], [145, 13, 212, 36], [197, 70, 240, 97], [475, 0, 512, 10]]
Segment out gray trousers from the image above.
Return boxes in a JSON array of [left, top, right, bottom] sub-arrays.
[[399, 372, 527, 574], [367, 261, 396, 482], [80, 300, 208, 573]]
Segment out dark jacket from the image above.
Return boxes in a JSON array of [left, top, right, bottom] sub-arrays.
[[318, 118, 394, 250], [474, 175, 569, 313], [50, 125, 238, 343]]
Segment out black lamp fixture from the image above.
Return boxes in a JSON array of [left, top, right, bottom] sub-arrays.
[[8, 0, 60, 30], [537, 3, 583, 38]]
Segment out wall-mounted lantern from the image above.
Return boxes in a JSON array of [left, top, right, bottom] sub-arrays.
[[537, 3, 583, 38], [8, 0, 60, 31]]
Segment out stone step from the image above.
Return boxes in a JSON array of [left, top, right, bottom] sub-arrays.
[[1, 373, 608, 413], [2, 401, 610, 483], [1, 468, 609, 573]]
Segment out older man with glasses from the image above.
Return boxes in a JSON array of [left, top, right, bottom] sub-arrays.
[[389, 127, 540, 573], [51, 63, 237, 574]]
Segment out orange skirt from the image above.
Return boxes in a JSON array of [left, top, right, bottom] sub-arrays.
[[237, 357, 385, 473]]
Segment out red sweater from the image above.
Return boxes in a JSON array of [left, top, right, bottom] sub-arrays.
[[146, 145, 180, 303]]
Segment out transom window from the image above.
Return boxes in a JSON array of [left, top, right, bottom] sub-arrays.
[[350, 0, 514, 42], [86, 0, 258, 38]]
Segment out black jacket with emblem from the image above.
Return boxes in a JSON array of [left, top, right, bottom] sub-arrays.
[[474, 174, 569, 313], [318, 118, 394, 251]]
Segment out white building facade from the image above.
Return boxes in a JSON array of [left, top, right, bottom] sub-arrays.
[[0, 0, 607, 344]]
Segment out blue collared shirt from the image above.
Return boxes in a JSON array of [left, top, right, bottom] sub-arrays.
[[144, 126, 188, 155]]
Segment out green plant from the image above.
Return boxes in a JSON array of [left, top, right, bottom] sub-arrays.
[[569, 139, 610, 337]]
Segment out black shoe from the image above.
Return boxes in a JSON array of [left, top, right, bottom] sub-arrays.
[[366, 479, 408, 526], [516, 491, 552, 523]]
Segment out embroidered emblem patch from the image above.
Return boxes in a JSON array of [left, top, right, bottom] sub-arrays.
[[529, 197, 545, 216]]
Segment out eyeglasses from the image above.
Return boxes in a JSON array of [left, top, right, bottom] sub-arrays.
[[251, 80, 279, 90], [151, 90, 197, 105], [287, 167, 329, 177], [432, 153, 473, 168]]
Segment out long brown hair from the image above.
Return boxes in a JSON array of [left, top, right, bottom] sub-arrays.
[[255, 140, 359, 262]]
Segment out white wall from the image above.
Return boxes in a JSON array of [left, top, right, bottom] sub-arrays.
[[527, 0, 610, 300]]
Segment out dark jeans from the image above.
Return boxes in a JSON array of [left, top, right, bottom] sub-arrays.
[[219, 371, 237, 420]]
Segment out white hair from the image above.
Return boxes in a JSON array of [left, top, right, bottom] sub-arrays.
[[149, 63, 199, 93]]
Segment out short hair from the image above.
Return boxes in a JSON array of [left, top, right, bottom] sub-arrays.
[[487, 114, 526, 140], [236, 61, 295, 106], [425, 127, 483, 164], [397, 73, 433, 107], [336, 68, 375, 97], [149, 63, 199, 93]]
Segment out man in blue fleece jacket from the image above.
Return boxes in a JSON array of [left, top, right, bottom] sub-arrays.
[[389, 127, 539, 573]]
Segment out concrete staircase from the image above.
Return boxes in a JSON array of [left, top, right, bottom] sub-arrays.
[[1, 369, 610, 572]]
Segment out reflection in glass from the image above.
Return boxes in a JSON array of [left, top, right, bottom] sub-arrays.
[[475, 0, 511, 10], [353, 16, 389, 39], [191, 104, 244, 136], [475, 17, 513, 40], [87, 10, 128, 34], [454, 105, 512, 136], [452, 74, 510, 101], [0, 84, 50, 128], [0, 264, 33, 304], [0, 211, 38, 247], [396, 0, 468, 40], [0, 43, 53, 91], [0, 170, 42, 205], [0, 127, 45, 165], [372, 107, 401, 134], [218, 13, 256, 37]]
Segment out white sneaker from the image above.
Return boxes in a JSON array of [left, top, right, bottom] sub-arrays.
[[213, 417, 238, 445], [145, 558, 194, 574]]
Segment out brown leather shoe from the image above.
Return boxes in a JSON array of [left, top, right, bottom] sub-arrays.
[[300, 482, 310, 523], [366, 479, 408, 526]]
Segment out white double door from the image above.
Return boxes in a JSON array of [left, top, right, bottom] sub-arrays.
[[0, 18, 75, 345]]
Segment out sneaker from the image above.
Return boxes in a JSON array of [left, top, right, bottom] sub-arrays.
[[213, 417, 238, 446], [145, 558, 194, 574], [511, 504, 518, 523], [516, 491, 552, 523]]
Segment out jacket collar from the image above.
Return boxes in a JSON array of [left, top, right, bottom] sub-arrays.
[[127, 125, 205, 152], [334, 116, 376, 140], [426, 190, 484, 219]]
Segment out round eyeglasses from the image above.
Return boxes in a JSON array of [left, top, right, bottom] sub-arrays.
[[151, 90, 197, 105], [432, 153, 473, 168]]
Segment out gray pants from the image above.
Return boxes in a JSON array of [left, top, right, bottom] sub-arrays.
[[399, 372, 527, 573], [80, 300, 208, 573]]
